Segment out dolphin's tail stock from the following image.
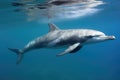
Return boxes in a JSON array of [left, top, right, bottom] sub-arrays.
[[8, 48, 24, 65]]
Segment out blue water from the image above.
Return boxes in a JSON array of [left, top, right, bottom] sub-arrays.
[[0, 0, 120, 80]]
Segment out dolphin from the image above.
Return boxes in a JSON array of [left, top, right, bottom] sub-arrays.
[[8, 23, 115, 64]]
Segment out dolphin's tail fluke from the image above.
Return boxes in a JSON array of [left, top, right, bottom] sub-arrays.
[[8, 48, 24, 64]]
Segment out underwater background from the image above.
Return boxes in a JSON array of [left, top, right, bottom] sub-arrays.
[[0, 0, 120, 80]]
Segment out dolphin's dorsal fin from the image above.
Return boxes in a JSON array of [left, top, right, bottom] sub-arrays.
[[48, 23, 60, 32]]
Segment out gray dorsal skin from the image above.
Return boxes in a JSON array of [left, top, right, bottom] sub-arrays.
[[48, 23, 60, 32]]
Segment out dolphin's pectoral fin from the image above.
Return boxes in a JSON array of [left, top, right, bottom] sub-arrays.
[[56, 43, 80, 56], [69, 45, 82, 53]]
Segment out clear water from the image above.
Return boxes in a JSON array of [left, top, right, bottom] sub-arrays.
[[0, 0, 120, 80]]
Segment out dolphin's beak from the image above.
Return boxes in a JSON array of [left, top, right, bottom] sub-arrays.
[[107, 36, 116, 40]]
